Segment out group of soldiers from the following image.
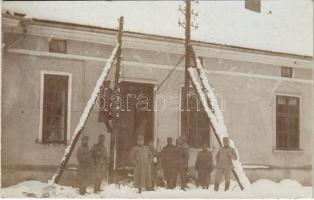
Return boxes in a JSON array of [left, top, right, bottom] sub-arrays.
[[76, 134, 107, 195], [76, 133, 237, 195]]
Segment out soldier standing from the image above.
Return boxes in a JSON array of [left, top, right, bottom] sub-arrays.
[[76, 136, 92, 195], [91, 134, 108, 193], [173, 137, 189, 190], [195, 143, 214, 189], [160, 137, 176, 189], [130, 135, 153, 193], [214, 137, 237, 191]]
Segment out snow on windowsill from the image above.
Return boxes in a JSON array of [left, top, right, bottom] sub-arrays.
[[272, 147, 304, 154]]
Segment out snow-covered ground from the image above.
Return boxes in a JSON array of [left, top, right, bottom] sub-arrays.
[[1, 179, 312, 198]]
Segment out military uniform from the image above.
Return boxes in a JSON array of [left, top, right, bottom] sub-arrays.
[[90, 142, 108, 192], [173, 141, 189, 190], [195, 149, 214, 189], [76, 144, 92, 195], [130, 145, 153, 190], [214, 146, 237, 191], [160, 143, 176, 188]]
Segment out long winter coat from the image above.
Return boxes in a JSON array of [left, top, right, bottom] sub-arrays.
[[173, 145, 189, 170], [90, 143, 108, 180], [77, 145, 92, 185], [195, 149, 214, 172], [130, 145, 153, 188], [215, 146, 237, 170], [160, 144, 176, 170]]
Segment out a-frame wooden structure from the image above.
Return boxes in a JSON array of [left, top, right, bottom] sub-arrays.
[[51, 8, 251, 190], [51, 16, 124, 184]]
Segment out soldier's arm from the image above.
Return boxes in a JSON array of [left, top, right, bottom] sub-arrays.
[[76, 148, 83, 163], [215, 150, 220, 164], [129, 148, 136, 166], [195, 153, 200, 171], [230, 148, 238, 160], [209, 152, 214, 172], [147, 147, 153, 164]]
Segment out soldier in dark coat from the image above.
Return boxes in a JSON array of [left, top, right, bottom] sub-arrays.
[[173, 137, 189, 190], [130, 135, 153, 193], [195, 143, 214, 189], [91, 134, 108, 193], [160, 137, 176, 189], [214, 137, 237, 191], [76, 136, 92, 195]]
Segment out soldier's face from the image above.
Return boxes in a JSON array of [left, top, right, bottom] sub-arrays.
[[82, 138, 89, 146], [99, 136, 105, 144], [223, 138, 229, 147]]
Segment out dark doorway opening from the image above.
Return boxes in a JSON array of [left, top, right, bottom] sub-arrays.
[[116, 81, 154, 168]]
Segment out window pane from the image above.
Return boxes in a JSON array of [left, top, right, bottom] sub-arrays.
[[288, 134, 299, 150], [277, 96, 286, 105], [281, 67, 293, 78], [49, 39, 67, 53], [276, 132, 287, 149], [289, 117, 299, 135], [46, 128, 65, 143], [277, 116, 287, 131]]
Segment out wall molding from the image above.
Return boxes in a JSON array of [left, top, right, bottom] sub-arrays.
[[3, 17, 312, 69], [7, 48, 313, 85]]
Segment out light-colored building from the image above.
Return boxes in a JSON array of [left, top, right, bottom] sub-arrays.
[[2, 13, 313, 187]]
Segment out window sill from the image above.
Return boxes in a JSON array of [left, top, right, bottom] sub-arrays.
[[35, 139, 68, 146], [272, 147, 304, 153]]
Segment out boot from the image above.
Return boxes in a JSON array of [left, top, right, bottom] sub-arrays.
[[214, 184, 219, 191], [225, 181, 230, 191]]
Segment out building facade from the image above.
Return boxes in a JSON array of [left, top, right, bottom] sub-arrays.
[[2, 13, 313, 187]]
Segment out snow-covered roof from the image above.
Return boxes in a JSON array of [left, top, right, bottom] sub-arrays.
[[3, 1, 313, 56]]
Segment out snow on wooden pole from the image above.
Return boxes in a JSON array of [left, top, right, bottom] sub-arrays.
[[188, 64, 250, 190], [108, 16, 124, 183], [50, 44, 120, 184]]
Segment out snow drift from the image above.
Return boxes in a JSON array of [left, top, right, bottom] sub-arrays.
[[1, 179, 312, 198]]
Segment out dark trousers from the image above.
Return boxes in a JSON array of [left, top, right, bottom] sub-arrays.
[[78, 181, 86, 195], [151, 164, 157, 188], [94, 178, 102, 193], [197, 170, 211, 189], [175, 167, 187, 189], [164, 168, 176, 189], [214, 169, 231, 191]]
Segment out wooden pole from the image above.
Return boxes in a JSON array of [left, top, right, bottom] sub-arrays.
[[108, 16, 124, 183], [182, 0, 192, 139], [188, 45, 244, 190]]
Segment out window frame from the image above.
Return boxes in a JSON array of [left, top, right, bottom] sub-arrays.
[[274, 94, 301, 151], [49, 39, 67, 54], [39, 70, 72, 144], [280, 66, 293, 78]]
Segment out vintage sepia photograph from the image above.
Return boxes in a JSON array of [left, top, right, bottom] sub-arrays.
[[1, 0, 313, 198]]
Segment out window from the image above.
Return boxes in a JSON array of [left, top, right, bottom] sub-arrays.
[[276, 95, 300, 150], [49, 39, 67, 53], [42, 74, 69, 144], [181, 87, 210, 148], [281, 67, 293, 78]]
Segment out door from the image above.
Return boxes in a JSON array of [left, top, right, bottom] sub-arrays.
[[116, 81, 154, 168]]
